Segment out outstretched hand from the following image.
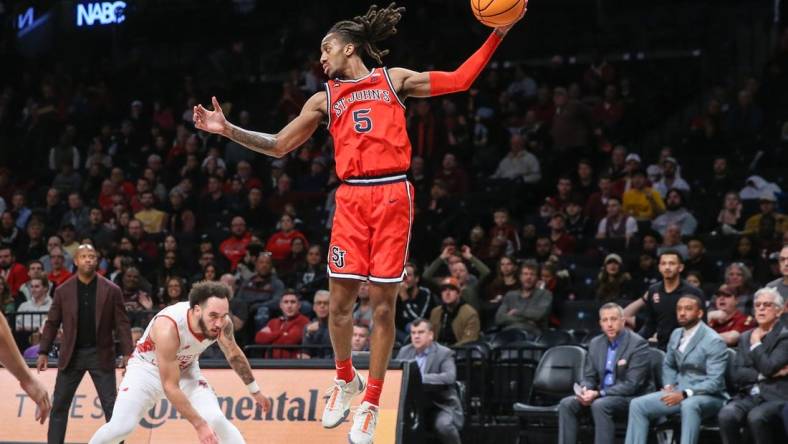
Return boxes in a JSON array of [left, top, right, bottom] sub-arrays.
[[494, 0, 528, 36], [193, 96, 229, 135]]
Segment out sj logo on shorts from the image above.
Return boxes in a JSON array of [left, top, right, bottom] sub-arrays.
[[331, 245, 347, 269]]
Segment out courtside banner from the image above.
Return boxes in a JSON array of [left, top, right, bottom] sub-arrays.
[[0, 368, 402, 443]]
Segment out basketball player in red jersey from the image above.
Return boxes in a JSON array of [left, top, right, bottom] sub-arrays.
[[194, 3, 527, 442]]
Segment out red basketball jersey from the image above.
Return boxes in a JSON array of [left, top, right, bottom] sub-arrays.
[[325, 67, 411, 180]]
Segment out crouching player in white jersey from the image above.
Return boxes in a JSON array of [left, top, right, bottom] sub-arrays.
[[90, 281, 272, 444]]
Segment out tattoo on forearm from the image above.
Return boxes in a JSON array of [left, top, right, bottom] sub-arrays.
[[230, 354, 255, 384], [227, 124, 278, 156]]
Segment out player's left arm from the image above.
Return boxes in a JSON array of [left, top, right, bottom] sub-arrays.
[[390, 4, 527, 98], [217, 316, 272, 412]]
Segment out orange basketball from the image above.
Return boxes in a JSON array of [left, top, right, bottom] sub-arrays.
[[471, 0, 525, 28]]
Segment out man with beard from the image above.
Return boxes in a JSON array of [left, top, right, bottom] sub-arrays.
[[623, 250, 704, 349], [89, 281, 272, 444], [651, 189, 698, 237], [625, 294, 728, 444], [495, 261, 553, 336], [429, 277, 480, 346], [707, 285, 755, 346]]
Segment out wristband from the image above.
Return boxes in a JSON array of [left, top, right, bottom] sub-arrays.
[[247, 381, 260, 394]]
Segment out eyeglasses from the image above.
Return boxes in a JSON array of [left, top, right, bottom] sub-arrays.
[[754, 301, 777, 309]]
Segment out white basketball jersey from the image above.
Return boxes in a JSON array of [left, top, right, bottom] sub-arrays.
[[132, 302, 216, 370]]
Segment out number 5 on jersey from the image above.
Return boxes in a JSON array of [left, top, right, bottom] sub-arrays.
[[352, 109, 373, 133]]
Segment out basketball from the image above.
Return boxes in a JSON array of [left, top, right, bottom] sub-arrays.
[[471, 0, 526, 28]]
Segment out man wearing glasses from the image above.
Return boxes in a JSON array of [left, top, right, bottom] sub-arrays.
[[718, 287, 788, 444]]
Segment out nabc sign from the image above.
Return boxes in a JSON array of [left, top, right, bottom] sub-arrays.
[[76, 1, 127, 27]]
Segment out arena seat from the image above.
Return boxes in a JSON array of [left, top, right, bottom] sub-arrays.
[[512, 345, 587, 431]]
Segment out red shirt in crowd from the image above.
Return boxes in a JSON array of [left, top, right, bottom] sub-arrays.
[[219, 232, 252, 271], [254, 313, 310, 359], [48, 269, 73, 288], [1, 263, 29, 296], [265, 230, 309, 262], [709, 310, 755, 335]]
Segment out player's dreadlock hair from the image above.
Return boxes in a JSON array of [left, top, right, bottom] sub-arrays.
[[328, 2, 406, 65]]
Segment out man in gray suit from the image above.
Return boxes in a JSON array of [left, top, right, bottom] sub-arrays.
[[558, 302, 653, 444], [396, 318, 463, 444], [625, 294, 728, 444], [719, 287, 788, 444]]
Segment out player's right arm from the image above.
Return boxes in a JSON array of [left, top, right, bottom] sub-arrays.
[[193, 93, 326, 159], [152, 318, 218, 444]]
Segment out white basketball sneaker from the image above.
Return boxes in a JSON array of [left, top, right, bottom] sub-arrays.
[[348, 401, 379, 444], [321, 370, 366, 429]]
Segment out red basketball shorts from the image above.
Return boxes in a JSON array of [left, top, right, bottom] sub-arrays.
[[328, 174, 414, 283]]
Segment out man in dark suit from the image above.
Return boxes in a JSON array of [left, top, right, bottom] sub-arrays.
[[396, 318, 463, 444], [558, 302, 653, 444], [719, 287, 788, 444], [38, 244, 133, 444]]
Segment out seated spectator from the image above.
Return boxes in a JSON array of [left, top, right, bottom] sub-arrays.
[[20, 220, 47, 264], [234, 253, 285, 331], [766, 245, 788, 300], [717, 191, 745, 235], [162, 276, 186, 306], [585, 175, 616, 225], [47, 246, 73, 288], [16, 277, 52, 331], [657, 224, 689, 260], [622, 170, 665, 223], [396, 319, 463, 444], [685, 271, 703, 289], [9, 191, 32, 231], [164, 189, 196, 235], [290, 244, 328, 300], [219, 216, 252, 271], [744, 192, 788, 236], [429, 277, 480, 346], [684, 237, 720, 285], [423, 245, 491, 312], [134, 191, 168, 234], [559, 303, 652, 444], [482, 256, 520, 328], [541, 261, 574, 307], [254, 290, 310, 359], [488, 208, 521, 255], [574, 159, 597, 203], [302, 290, 331, 358], [630, 253, 661, 297], [625, 295, 728, 444], [0, 276, 13, 314], [60, 192, 91, 235], [353, 281, 373, 328], [653, 157, 690, 198], [724, 262, 756, 315], [652, 189, 698, 237], [433, 153, 469, 195], [611, 153, 644, 198], [59, 224, 79, 258], [0, 244, 29, 296], [707, 284, 755, 346], [0, 211, 26, 253], [719, 287, 787, 444], [549, 213, 576, 255], [265, 213, 308, 263], [490, 133, 541, 184], [126, 218, 158, 265], [565, 197, 592, 245], [17, 260, 50, 304], [121, 266, 154, 313], [351, 323, 371, 352], [596, 197, 638, 247], [276, 237, 307, 281], [40, 236, 73, 273], [395, 263, 433, 340], [595, 253, 633, 304], [740, 176, 781, 206], [495, 262, 553, 336], [546, 176, 577, 213], [85, 208, 115, 252]]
